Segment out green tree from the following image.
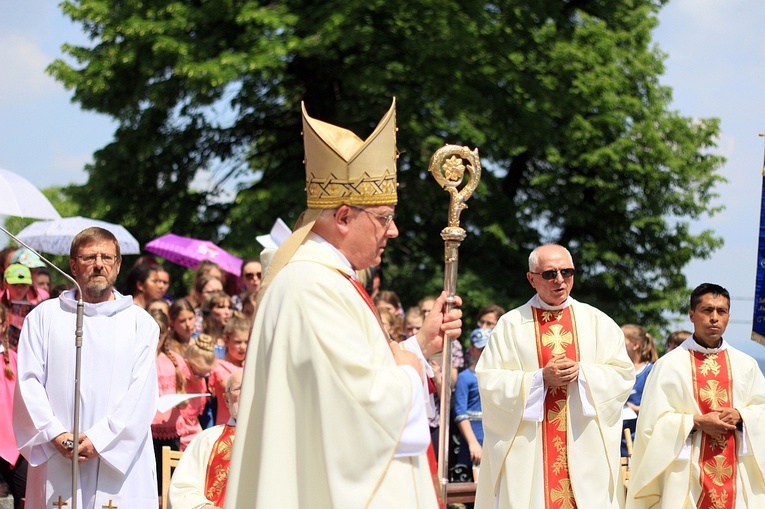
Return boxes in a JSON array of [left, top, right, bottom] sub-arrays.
[[49, 0, 724, 330]]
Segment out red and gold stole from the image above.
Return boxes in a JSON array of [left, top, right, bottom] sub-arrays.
[[533, 306, 579, 509], [204, 424, 236, 507], [691, 350, 737, 509]]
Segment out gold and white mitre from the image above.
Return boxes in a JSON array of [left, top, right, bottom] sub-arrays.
[[303, 98, 398, 208], [257, 99, 399, 302]]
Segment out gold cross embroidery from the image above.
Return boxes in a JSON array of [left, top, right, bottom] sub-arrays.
[[541, 310, 562, 323], [542, 324, 572, 355], [53, 497, 68, 508], [101, 501, 118, 509], [700, 380, 728, 410], [703, 455, 733, 486], [550, 479, 576, 509], [547, 399, 567, 432], [699, 354, 721, 376]]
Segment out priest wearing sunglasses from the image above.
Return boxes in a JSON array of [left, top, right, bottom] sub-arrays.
[[474, 244, 635, 509]]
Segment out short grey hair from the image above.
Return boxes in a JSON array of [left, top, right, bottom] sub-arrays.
[[528, 244, 573, 271], [225, 369, 243, 395]]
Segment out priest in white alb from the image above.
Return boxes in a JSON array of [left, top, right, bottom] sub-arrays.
[[626, 283, 765, 508], [475, 244, 634, 509], [169, 368, 243, 509], [13, 227, 159, 509], [224, 99, 463, 508]]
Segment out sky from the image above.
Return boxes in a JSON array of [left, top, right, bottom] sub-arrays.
[[1, 1, 765, 361]]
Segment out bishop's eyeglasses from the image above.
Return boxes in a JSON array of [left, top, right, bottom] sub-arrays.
[[349, 205, 395, 228]]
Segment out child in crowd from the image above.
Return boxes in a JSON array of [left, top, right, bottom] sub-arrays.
[[150, 309, 186, 494], [373, 290, 403, 318], [202, 291, 234, 359], [0, 304, 26, 509], [621, 323, 657, 456], [209, 315, 251, 425], [665, 329, 691, 353], [379, 308, 404, 342], [240, 290, 258, 320], [147, 298, 171, 318], [454, 327, 490, 482], [168, 298, 197, 357], [178, 334, 216, 451], [403, 307, 424, 338], [1, 264, 47, 350]]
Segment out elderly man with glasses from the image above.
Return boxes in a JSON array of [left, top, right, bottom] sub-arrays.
[[13, 227, 160, 509], [474, 244, 634, 509], [225, 99, 463, 509]]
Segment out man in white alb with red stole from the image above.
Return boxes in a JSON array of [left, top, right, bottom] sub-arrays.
[[627, 283, 765, 508], [475, 244, 634, 509], [169, 369, 242, 509]]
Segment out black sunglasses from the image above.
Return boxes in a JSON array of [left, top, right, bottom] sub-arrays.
[[530, 268, 575, 280]]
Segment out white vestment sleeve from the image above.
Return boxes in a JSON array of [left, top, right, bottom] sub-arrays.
[[577, 375, 596, 417], [394, 365, 431, 457], [403, 335, 434, 377], [522, 369, 545, 422]]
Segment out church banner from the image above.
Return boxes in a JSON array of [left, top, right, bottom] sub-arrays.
[[752, 142, 765, 345]]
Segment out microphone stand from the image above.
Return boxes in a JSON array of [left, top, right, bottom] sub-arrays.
[[428, 145, 481, 503], [0, 225, 84, 509]]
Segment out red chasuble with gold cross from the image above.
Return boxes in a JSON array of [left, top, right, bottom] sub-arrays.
[[205, 424, 236, 506], [533, 307, 579, 509], [691, 350, 737, 509]]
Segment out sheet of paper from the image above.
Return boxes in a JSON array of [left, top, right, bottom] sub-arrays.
[[157, 393, 208, 413], [622, 406, 638, 420]]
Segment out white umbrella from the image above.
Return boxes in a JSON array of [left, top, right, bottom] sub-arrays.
[[16, 216, 141, 255], [0, 168, 61, 220]]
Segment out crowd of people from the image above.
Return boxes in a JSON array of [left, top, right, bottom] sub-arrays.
[[2, 97, 764, 509]]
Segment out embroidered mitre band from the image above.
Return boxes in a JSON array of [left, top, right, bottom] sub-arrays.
[[302, 99, 398, 208]]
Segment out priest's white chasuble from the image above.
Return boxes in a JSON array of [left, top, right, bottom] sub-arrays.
[[475, 296, 634, 509], [627, 339, 765, 509]]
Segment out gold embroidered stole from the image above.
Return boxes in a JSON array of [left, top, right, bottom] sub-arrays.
[[691, 350, 737, 509], [204, 424, 236, 507], [533, 307, 578, 509]]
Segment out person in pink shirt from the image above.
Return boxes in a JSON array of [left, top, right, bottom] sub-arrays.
[[178, 334, 216, 451], [168, 298, 197, 357], [149, 308, 186, 495], [209, 315, 251, 425], [0, 304, 26, 509]]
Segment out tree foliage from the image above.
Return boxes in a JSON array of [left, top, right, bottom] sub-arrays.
[[50, 0, 725, 331]]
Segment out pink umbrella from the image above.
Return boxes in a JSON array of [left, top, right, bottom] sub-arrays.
[[145, 233, 243, 275]]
